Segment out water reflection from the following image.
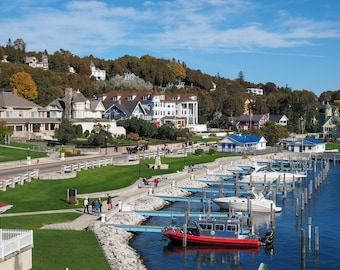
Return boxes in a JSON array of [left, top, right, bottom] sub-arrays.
[[163, 241, 259, 269]]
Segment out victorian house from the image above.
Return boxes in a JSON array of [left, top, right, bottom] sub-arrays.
[[98, 90, 199, 128], [24, 53, 49, 70], [90, 61, 106, 80], [236, 114, 269, 130], [47, 88, 125, 137]]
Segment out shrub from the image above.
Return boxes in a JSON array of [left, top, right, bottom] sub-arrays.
[[208, 148, 216, 155], [194, 148, 204, 156]]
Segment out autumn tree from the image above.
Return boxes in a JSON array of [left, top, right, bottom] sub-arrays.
[[9, 72, 38, 101]]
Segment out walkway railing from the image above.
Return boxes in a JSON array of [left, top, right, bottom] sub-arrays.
[[0, 229, 33, 260]]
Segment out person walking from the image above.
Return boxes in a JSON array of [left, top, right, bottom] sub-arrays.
[[98, 198, 102, 213], [107, 194, 112, 210], [94, 200, 100, 216], [83, 198, 89, 213]]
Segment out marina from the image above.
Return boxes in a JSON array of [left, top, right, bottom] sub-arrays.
[[127, 156, 339, 270]]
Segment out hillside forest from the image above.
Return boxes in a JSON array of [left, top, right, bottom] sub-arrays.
[[1, 38, 340, 135]]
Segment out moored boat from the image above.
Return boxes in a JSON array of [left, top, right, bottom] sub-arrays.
[[162, 215, 273, 248], [212, 188, 282, 213], [238, 162, 307, 185]]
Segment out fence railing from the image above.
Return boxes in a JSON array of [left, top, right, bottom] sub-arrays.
[[0, 229, 33, 259], [0, 170, 38, 191]]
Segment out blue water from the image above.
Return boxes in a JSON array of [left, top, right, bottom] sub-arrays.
[[130, 162, 340, 270]]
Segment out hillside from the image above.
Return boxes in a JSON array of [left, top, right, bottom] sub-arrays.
[[1, 41, 340, 134]]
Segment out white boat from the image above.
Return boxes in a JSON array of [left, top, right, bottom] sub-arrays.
[[213, 188, 282, 213], [238, 162, 307, 185]]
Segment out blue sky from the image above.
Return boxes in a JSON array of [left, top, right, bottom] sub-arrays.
[[1, 0, 340, 96]]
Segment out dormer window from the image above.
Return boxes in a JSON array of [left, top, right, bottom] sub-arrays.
[[127, 95, 135, 101]]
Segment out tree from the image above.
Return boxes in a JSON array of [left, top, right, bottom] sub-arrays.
[[87, 124, 113, 146], [238, 71, 244, 85], [0, 121, 13, 143], [9, 72, 38, 101], [261, 121, 289, 146], [54, 119, 77, 144]]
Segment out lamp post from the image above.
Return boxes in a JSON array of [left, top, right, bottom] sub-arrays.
[[105, 136, 108, 155], [138, 154, 141, 179]]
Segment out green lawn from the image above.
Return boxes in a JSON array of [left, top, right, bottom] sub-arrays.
[[0, 143, 47, 162], [325, 142, 340, 151], [33, 230, 110, 270]]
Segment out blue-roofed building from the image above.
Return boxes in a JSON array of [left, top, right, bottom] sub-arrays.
[[217, 134, 267, 153], [282, 138, 326, 153]]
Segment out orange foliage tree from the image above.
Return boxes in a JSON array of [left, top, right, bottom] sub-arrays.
[[9, 71, 38, 101]]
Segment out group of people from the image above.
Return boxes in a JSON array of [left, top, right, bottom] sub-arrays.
[[83, 197, 102, 216], [142, 177, 159, 187], [83, 194, 113, 215]]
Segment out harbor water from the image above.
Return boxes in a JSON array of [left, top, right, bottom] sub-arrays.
[[130, 161, 340, 270]]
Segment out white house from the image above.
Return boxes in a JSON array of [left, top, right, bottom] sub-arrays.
[[90, 61, 106, 80], [247, 87, 263, 95], [269, 114, 288, 126], [25, 53, 49, 70], [217, 134, 267, 153], [99, 90, 199, 128], [284, 138, 326, 153]]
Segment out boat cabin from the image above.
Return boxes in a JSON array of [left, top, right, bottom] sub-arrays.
[[193, 218, 245, 238]]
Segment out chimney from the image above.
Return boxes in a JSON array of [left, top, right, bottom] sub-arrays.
[[64, 88, 73, 120], [12, 88, 18, 96]]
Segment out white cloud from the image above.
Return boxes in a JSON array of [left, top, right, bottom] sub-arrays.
[[0, 0, 339, 57]]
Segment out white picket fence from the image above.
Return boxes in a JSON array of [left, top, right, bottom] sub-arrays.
[[0, 229, 33, 260]]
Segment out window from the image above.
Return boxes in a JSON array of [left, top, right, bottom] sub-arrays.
[[215, 224, 224, 231], [198, 223, 212, 230], [226, 224, 237, 232]]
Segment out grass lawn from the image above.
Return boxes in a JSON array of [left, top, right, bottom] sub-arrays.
[[0, 144, 47, 162], [325, 142, 340, 151], [33, 230, 110, 270]]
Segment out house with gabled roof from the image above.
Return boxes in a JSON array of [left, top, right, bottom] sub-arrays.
[[217, 134, 267, 153], [282, 137, 326, 153], [236, 114, 269, 130], [269, 114, 288, 126], [47, 88, 125, 137], [90, 60, 106, 80], [98, 89, 199, 128], [320, 115, 340, 139], [0, 89, 60, 141], [99, 90, 153, 121]]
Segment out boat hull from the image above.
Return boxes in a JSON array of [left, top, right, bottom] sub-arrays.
[[213, 197, 282, 213], [165, 229, 261, 248]]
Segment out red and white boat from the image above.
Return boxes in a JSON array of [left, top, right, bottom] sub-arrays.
[[162, 216, 272, 249]]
